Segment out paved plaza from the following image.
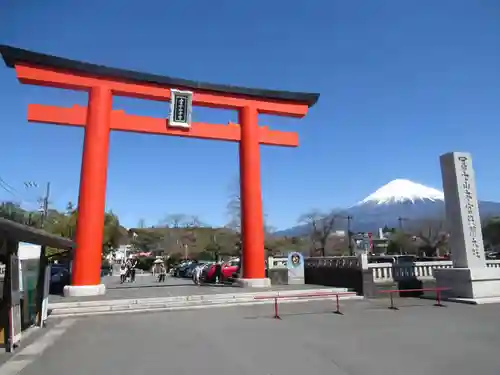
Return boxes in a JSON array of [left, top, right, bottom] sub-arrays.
[[3, 298, 500, 375], [49, 275, 335, 303]]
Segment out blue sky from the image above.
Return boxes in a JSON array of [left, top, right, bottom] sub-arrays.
[[1, 0, 499, 230]]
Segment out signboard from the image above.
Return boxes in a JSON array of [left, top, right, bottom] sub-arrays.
[[21, 259, 39, 327], [41, 265, 51, 324], [169, 89, 193, 128], [287, 252, 304, 285], [9, 254, 22, 350]]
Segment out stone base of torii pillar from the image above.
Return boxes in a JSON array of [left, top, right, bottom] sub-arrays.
[[434, 152, 500, 304]]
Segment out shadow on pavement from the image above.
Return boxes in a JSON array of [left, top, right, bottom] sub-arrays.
[[109, 283, 196, 290], [108, 281, 238, 290]]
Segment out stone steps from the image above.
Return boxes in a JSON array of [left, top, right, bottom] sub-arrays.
[[48, 288, 362, 318]]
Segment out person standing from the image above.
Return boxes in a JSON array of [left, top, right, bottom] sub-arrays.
[[130, 258, 138, 283], [214, 260, 223, 284]]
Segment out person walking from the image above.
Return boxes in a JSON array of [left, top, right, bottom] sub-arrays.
[[119, 263, 127, 284], [193, 264, 203, 285], [130, 258, 138, 283], [158, 264, 167, 282]]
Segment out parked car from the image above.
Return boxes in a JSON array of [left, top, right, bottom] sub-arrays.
[[176, 261, 198, 278], [101, 266, 113, 276], [50, 264, 71, 294], [173, 261, 192, 277], [205, 259, 240, 283]]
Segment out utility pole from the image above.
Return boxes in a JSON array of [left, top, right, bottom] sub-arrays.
[[397, 216, 409, 255], [39, 182, 50, 228], [338, 215, 354, 255], [397, 216, 408, 231]]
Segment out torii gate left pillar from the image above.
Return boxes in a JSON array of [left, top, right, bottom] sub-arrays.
[[0, 45, 319, 296]]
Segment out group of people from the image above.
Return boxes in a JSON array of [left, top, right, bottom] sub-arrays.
[[152, 262, 168, 282], [119, 258, 138, 283]]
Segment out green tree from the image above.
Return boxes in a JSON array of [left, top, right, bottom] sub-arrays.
[[387, 230, 416, 255], [102, 211, 123, 257], [0, 201, 28, 224], [483, 217, 500, 249]]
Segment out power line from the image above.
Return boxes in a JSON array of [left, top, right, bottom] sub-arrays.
[[0, 177, 18, 197]]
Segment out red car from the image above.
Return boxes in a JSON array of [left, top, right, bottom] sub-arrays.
[[205, 259, 240, 283]]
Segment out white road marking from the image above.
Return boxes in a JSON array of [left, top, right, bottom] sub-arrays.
[[0, 319, 77, 375]]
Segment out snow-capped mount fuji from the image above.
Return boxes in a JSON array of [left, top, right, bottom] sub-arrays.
[[275, 179, 500, 237], [356, 179, 444, 206]]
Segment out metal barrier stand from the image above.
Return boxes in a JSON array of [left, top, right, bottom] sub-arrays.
[[273, 297, 281, 320], [378, 287, 451, 310], [388, 292, 399, 310], [255, 291, 357, 320]]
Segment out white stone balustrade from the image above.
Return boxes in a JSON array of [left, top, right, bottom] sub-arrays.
[[369, 260, 500, 284], [267, 256, 288, 269], [274, 255, 500, 285]]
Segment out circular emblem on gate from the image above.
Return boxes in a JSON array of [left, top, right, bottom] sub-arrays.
[[290, 253, 301, 268]]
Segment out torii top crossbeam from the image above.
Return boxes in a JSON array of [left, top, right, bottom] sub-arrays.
[[0, 45, 318, 146]]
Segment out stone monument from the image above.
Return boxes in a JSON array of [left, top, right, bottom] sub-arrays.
[[434, 152, 500, 303], [287, 252, 305, 285]]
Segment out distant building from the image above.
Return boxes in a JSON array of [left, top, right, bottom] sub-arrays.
[[107, 244, 133, 261]]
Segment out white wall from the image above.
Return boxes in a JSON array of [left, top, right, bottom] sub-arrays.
[[18, 242, 42, 260]]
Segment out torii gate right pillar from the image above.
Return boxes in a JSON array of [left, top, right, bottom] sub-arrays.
[[238, 106, 267, 285]]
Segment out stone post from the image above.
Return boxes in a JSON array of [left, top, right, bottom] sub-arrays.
[[359, 252, 376, 298], [434, 152, 500, 303]]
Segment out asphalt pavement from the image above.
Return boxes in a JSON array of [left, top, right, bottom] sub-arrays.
[[3, 298, 500, 375]]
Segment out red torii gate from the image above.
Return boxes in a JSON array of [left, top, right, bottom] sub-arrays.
[[0, 45, 319, 296]]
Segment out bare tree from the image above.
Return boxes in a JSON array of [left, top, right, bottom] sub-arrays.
[[298, 210, 338, 257], [225, 178, 273, 236], [161, 213, 188, 228], [182, 215, 202, 250], [226, 178, 242, 233], [414, 219, 448, 256], [325, 234, 348, 256], [158, 214, 201, 258]]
